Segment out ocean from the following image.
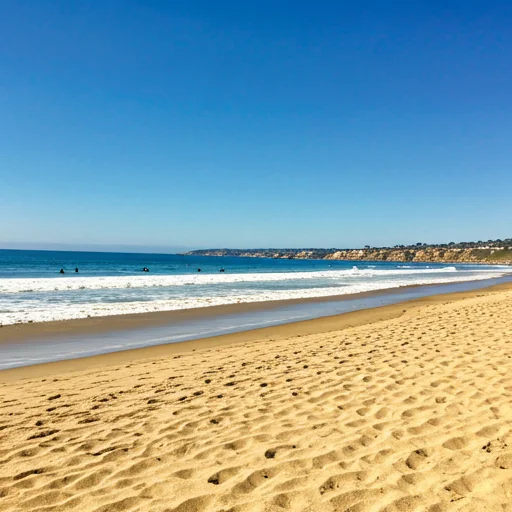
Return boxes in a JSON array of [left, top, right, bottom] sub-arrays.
[[0, 249, 509, 326]]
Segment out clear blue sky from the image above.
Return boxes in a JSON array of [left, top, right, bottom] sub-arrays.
[[1, 1, 511, 250]]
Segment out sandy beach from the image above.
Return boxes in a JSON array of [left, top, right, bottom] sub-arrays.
[[1, 283, 512, 511]]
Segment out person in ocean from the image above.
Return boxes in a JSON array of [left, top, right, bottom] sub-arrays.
[[59, 269, 65, 274], [197, 268, 201, 272], [220, 268, 225, 272], [75, 267, 79, 273], [142, 267, 149, 272]]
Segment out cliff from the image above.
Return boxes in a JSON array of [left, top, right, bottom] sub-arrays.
[[185, 247, 512, 265], [324, 248, 512, 264]]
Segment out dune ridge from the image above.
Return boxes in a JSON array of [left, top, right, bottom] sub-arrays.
[[1, 289, 512, 511]]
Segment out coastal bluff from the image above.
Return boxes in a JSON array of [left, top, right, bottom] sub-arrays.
[[186, 243, 512, 265]]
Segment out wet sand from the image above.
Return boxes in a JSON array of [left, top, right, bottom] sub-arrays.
[[1, 283, 512, 511]]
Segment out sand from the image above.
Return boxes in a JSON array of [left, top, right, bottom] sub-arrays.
[[1, 285, 512, 511]]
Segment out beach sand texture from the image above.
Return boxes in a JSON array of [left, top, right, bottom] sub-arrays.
[[1, 288, 512, 511]]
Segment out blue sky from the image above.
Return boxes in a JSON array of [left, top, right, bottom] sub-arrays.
[[1, 1, 511, 250]]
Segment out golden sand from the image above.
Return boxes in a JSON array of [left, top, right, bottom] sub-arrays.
[[1, 285, 512, 511]]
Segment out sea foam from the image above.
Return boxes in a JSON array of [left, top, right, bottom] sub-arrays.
[[0, 266, 486, 294], [0, 266, 507, 325]]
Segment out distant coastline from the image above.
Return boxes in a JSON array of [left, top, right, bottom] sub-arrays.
[[185, 238, 512, 265]]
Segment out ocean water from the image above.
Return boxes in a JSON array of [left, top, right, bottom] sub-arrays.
[[0, 249, 509, 325]]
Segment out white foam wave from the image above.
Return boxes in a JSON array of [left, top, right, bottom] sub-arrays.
[[0, 270, 507, 325], [0, 266, 503, 294]]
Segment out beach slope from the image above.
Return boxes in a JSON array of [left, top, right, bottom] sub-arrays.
[[1, 288, 512, 511]]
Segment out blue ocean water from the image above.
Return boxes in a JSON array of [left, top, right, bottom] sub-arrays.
[[0, 249, 509, 325]]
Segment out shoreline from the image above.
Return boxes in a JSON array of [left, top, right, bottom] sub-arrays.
[[1, 280, 511, 382], [2, 275, 510, 344], [0, 282, 426, 343]]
